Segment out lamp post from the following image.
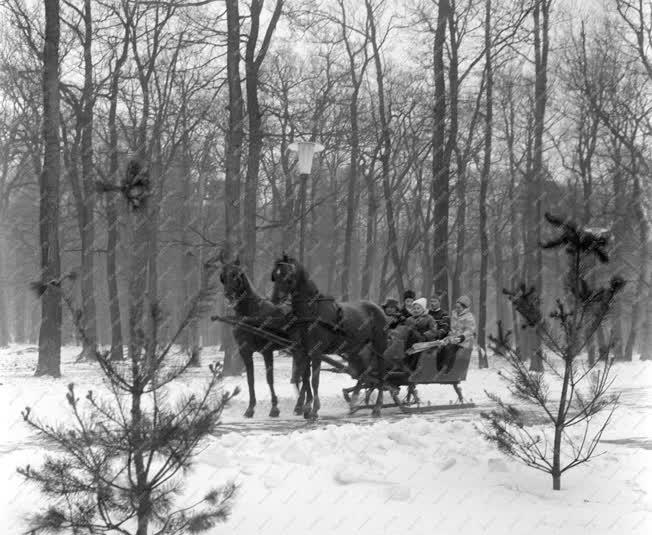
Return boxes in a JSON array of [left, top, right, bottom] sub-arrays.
[[288, 141, 324, 264]]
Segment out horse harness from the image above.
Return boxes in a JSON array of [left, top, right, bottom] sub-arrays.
[[289, 294, 349, 338]]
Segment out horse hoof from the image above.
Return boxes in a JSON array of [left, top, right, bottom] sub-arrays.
[[303, 409, 313, 420], [269, 407, 280, 418], [293, 407, 303, 416], [244, 408, 254, 418], [372, 409, 381, 418]]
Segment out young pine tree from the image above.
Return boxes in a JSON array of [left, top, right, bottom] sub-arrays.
[[19, 257, 239, 534], [480, 213, 624, 490]]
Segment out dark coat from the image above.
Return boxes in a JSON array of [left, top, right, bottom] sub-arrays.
[[428, 307, 450, 339], [405, 313, 438, 342], [398, 306, 412, 324], [385, 312, 403, 330]]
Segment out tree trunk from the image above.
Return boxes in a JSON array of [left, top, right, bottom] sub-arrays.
[[0, 228, 9, 347], [492, 220, 509, 332], [15, 250, 27, 344], [341, 152, 358, 300], [624, 174, 649, 360], [223, 0, 245, 376], [361, 168, 377, 299], [36, 0, 62, 377], [477, 0, 493, 368], [147, 143, 161, 342], [641, 282, 652, 360], [326, 166, 339, 295], [77, 0, 97, 360], [453, 166, 467, 300], [527, 0, 550, 372], [104, 12, 130, 362], [552, 357, 572, 490], [243, 64, 260, 279], [242, 1, 283, 277], [610, 142, 627, 361], [126, 166, 152, 363], [432, 0, 453, 309], [180, 135, 200, 357]]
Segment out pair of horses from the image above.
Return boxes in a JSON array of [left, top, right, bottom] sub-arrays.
[[217, 254, 388, 419]]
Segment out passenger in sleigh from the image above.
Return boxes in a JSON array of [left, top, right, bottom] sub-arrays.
[[381, 298, 403, 330], [436, 295, 476, 374], [405, 298, 439, 343], [398, 290, 416, 324], [382, 297, 437, 373], [428, 296, 450, 340]]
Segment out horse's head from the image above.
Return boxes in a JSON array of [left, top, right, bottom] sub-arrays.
[[219, 256, 248, 304], [270, 253, 300, 304]]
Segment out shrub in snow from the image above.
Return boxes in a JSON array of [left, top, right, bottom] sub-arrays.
[[480, 212, 623, 490], [18, 260, 238, 534]]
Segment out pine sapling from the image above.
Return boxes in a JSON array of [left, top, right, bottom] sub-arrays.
[[19, 258, 239, 534], [480, 212, 624, 490]]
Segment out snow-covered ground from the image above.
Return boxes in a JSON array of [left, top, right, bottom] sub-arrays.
[[1, 345, 651, 534]]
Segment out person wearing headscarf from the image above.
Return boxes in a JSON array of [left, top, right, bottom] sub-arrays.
[[437, 295, 476, 374], [406, 298, 439, 342]]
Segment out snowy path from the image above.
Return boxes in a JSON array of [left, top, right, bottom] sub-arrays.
[[1, 345, 651, 534]]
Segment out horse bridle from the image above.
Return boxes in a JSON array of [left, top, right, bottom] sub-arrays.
[[221, 267, 252, 305]]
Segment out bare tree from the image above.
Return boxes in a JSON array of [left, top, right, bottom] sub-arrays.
[[242, 0, 284, 278], [35, 0, 63, 377]]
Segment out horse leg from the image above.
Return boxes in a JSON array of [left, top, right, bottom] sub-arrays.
[[263, 350, 279, 417], [294, 384, 305, 415], [302, 358, 314, 418], [241, 350, 256, 418], [347, 380, 363, 414], [372, 386, 384, 417], [294, 357, 308, 416], [453, 383, 464, 403], [308, 357, 321, 420], [372, 348, 386, 418]]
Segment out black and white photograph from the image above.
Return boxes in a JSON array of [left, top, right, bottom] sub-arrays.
[[0, 0, 650, 533]]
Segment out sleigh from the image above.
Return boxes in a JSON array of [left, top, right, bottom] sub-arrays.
[[212, 314, 475, 417], [335, 333, 475, 414]]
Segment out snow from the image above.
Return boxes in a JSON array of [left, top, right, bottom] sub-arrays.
[[1, 344, 651, 534]]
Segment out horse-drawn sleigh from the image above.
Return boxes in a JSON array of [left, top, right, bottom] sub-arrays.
[[212, 253, 475, 421]]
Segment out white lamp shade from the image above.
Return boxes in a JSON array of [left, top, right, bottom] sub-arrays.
[[288, 141, 324, 174]]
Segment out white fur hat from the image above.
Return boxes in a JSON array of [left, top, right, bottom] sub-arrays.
[[412, 298, 428, 311]]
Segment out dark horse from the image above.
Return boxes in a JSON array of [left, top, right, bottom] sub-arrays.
[[270, 254, 388, 418], [219, 256, 294, 418]]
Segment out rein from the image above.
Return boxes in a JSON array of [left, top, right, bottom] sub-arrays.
[[211, 315, 295, 348]]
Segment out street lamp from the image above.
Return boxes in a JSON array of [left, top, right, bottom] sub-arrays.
[[288, 141, 324, 264]]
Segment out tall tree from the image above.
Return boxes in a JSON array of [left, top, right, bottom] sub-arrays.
[[431, 0, 454, 309], [525, 0, 551, 372], [102, 2, 132, 361], [365, 0, 405, 298], [35, 0, 62, 377], [61, 0, 98, 360], [242, 0, 284, 278], [223, 0, 245, 375], [477, 0, 493, 367], [338, 0, 372, 300]]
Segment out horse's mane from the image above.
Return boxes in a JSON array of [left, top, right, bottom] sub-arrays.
[[274, 254, 321, 297], [240, 269, 264, 300]]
